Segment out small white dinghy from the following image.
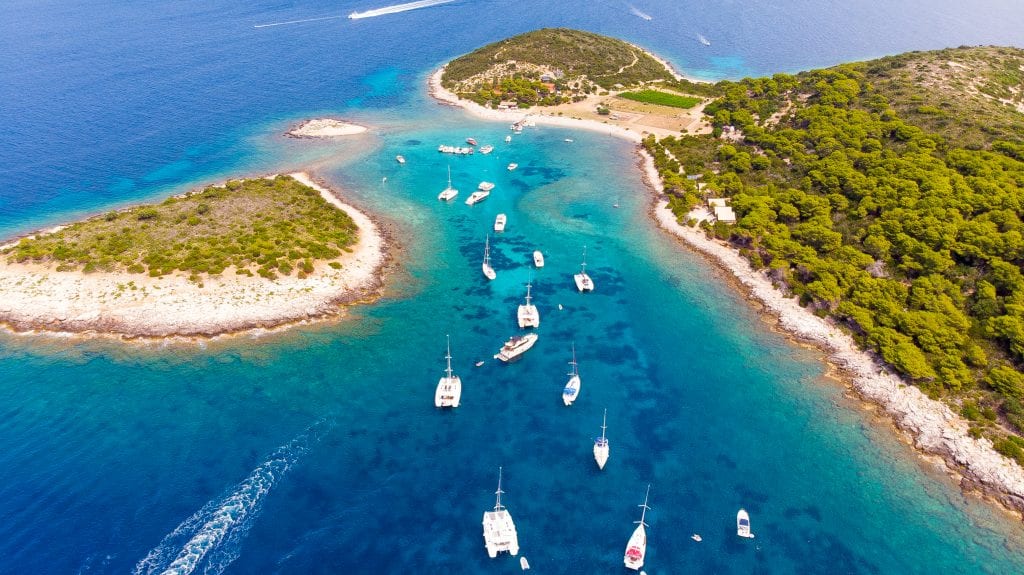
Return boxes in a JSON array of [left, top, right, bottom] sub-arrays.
[[533, 250, 544, 268], [520, 556, 530, 570], [737, 508, 754, 538]]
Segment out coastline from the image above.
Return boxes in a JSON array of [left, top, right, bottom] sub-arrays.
[[286, 118, 368, 138], [428, 62, 1024, 519], [0, 172, 388, 339]]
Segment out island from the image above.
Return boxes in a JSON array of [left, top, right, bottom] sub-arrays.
[[433, 32, 1024, 517], [0, 173, 386, 338], [287, 118, 368, 138], [431, 28, 714, 140]]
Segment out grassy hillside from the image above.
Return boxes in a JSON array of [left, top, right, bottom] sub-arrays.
[[3, 175, 359, 281], [442, 28, 673, 107], [644, 46, 1024, 456]]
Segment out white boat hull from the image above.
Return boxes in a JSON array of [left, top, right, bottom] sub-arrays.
[[624, 523, 646, 570], [533, 250, 544, 268], [495, 333, 538, 362], [435, 375, 461, 408], [563, 375, 580, 406], [737, 509, 754, 538], [483, 509, 519, 557], [466, 190, 490, 205], [494, 214, 507, 232], [483, 263, 496, 281], [438, 188, 458, 201], [594, 441, 609, 469], [574, 273, 594, 292], [517, 304, 540, 328]]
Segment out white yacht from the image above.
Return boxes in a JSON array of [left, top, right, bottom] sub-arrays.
[[532, 250, 544, 268], [438, 165, 458, 201], [494, 333, 538, 362], [483, 467, 519, 558], [574, 246, 594, 292], [478, 181, 496, 192], [737, 509, 754, 538], [434, 335, 461, 408], [507, 163, 518, 171], [482, 235, 496, 280], [395, 155, 406, 164], [563, 342, 581, 406], [624, 485, 651, 571], [505, 135, 513, 143], [594, 408, 609, 469], [466, 189, 490, 205], [517, 279, 539, 328], [480, 145, 494, 154], [494, 213, 507, 232]]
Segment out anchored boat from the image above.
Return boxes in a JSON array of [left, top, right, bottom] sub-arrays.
[[517, 278, 539, 328], [494, 213, 507, 232], [594, 408, 609, 469], [737, 508, 754, 538], [494, 333, 538, 362], [482, 235, 496, 280], [563, 342, 581, 406], [574, 246, 594, 292], [482, 467, 519, 558], [624, 485, 652, 571], [434, 335, 461, 408], [438, 165, 458, 201]]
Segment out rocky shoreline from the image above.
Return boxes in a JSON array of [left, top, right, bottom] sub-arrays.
[[0, 172, 390, 340]]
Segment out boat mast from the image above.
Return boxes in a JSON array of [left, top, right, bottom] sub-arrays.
[[525, 274, 533, 306], [445, 334, 454, 379], [494, 466, 505, 511], [447, 164, 452, 189], [581, 245, 587, 274], [568, 341, 578, 377], [484, 235, 491, 266], [636, 484, 651, 527], [600, 408, 607, 442]]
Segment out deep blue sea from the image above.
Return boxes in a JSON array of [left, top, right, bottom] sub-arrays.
[[2, 1, 1024, 573]]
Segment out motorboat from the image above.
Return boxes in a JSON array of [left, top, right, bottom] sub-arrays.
[[480, 145, 494, 154], [466, 189, 490, 205], [532, 250, 544, 268], [396, 155, 406, 164], [507, 163, 518, 171], [494, 333, 538, 362], [494, 213, 507, 232], [478, 181, 496, 191], [737, 509, 754, 538]]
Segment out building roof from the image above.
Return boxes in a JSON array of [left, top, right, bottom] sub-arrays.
[[714, 205, 737, 223]]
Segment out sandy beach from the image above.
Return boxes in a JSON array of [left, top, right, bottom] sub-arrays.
[[0, 172, 386, 339], [287, 118, 368, 138], [429, 63, 1024, 517]]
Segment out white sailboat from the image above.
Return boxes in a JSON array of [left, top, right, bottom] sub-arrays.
[[517, 278, 540, 328], [562, 342, 581, 406], [624, 485, 651, 571], [737, 508, 754, 538], [434, 335, 461, 408], [594, 408, 609, 469], [438, 165, 458, 201], [573, 246, 594, 292], [483, 467, 520, 558], [482, 235, 496, 280]]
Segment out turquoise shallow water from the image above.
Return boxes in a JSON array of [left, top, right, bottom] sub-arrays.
[[2, 1, 1024, 573]]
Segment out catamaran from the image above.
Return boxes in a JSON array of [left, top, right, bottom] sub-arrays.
[[624, 485, 652, 571], [563, 342, 581, 406], [482, 467, 519, 558], [494, 333, 538, 362], [737, 509, 754, 538], [574, 246, 594, 292], [517, 279, 539, 328], [533, 250, 544, 268], [494, 213, 507, 232], [594, 408, 609, 469], [482, 235, 496, 280], [434, 335, 461, 408], [438, 165, 458, 201]]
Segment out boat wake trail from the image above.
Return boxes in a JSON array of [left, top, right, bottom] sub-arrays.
[[628, 5, 653, 21], [348, 0, 456, 20], [133, 421, 332, 575], [254, 15, 348, 29]]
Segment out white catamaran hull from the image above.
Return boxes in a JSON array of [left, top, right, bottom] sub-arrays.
[[483, 509, 519, 557], [574, 273, 594, 292], [517, 304, 539, 328], [435, 375, 462, 408]]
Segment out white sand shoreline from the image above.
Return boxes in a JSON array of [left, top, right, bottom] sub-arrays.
[[428, 62, 1024, 518], [287, 118, 368, 138], [0, 172, 387, 339]]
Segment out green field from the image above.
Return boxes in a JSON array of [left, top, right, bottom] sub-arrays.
[[3, 175, 359, 281], [618, 90, 701, 109]]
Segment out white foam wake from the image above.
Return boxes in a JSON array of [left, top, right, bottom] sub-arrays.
[[348, 0, 456, 20], [628, 5, 653, 20], [133, 422, 330, 575]]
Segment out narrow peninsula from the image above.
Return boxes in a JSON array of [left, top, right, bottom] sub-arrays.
[[0, 173, 386, 338], [432, 32, 1024, 518]]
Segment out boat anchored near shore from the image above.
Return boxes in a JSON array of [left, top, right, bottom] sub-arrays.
[[563, 342, 581, 406], [438, 165, 458, 201], [434, 335, 461, 408], [483, 467, 519, 558], [494, 333, 538, 362], [594, 408, 609, 469], [624, 485, 652, 571], [574, 246, 594, 292]]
